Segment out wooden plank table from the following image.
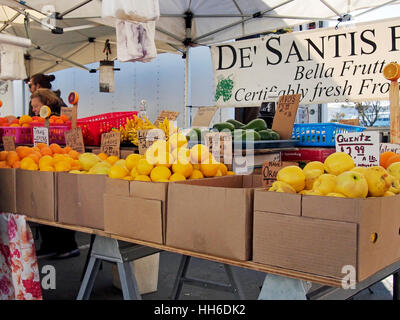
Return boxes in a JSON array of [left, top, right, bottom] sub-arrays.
[[26, 216, 343, 288]]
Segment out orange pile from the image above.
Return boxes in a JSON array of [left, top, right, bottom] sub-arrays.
[[0, 143, 81, 171], [380, 151, 400, 169], [0, 114, 70, 127]]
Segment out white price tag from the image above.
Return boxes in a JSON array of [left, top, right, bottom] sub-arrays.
[[33, 127, 49, 146], [335, 131, 380, 167]]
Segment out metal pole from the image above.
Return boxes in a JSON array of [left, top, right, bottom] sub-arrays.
[[58, 0, 94, 19], [184, 48, 191, 128]]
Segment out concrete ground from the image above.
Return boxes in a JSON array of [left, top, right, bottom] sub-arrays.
[[32, 230, 395, 300]]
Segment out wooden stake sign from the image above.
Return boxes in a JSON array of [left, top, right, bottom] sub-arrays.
[[192, 107, 218, 127], [2, 136, 15, 151], [272, 94, 301, 140], [61, 107, 74, 121], [204, 132, 232, 164], [65, 127, 85, 154], [101, 131, 121, 157], [154, 110, 179, 127]]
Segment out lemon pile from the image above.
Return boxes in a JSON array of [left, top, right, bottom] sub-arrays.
[[72, 133, 235, 182], [269, 152, 400, 198]]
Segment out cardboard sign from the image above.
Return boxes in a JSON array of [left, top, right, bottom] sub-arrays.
[[192, 107, 218, 127], [261, 156, 298, 188], [65, 127, 85, 154], [61, 107, 73, 121], [335, 131, 380, 167], [154, 110, 180, 127], [138, 129, 166, 155], [380, 143, 400, 154], [272, 94, 301, 140], [101, 131, 121, 157], [33, 126, 49, 146], [204, 132, 233, 164], [339, 119, 360, 126], [2, 136, 15, 151]]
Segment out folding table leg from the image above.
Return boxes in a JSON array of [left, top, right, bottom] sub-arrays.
[[117, 261, 142, 300], [171, 255, 191, 300], [258, 274, 310, 300], [224, 264, 245, 300], [77, 256, 102, 300], [393, 272, 400, 300]]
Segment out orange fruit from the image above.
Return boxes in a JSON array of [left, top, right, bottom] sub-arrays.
[[32, 146, 40, 152], [49, 143, 63, 154], [22, 123, 31, 128], [383, 62, 400, 81], [49, 119, 55, 124], [10, 124, 20, 127], [380, 151, 396, 169], [27, 163, 39, 171], [11, 119, 19, 124], [60, 115, 69, 122], [12, 161, 20, 168], [36, 143, 48, 150], [55, 119, 64, 124], [19, 115, 33, 125], [40, 166, 54, 172], [27, 153, 40, 164], [6, 151, 19, 167], [40, 146, 53, 156], [0, 161, 7, 168], [16, 146, 33, 159], [50, 115, 58, 121], [39, 155, 54, 168], [68, 150, 79, 160], [97, 153, 108, 161], [71, 160, 81, 170], [0, 151, 8, 161], [64, 146, 72, 153], [386, 154, 400, 168]]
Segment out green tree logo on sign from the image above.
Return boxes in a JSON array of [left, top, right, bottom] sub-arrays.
[[215, 75, 234, 102]]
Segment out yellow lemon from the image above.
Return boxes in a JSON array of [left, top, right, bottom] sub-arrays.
[[312, 174, 337, 195], [130, 167, 138, 179], [108, 165, 129, 179], [334, 171, 368, 198], [172, 161, 193, 178], [150, 166, 172, 182], [326, 192, 346, 197], [135, 175, 151, 182], [387, 162, 400, 181], [156, 152, 174, 168], [190, 144, 210, 164], [27, 163, 39, 171], [215, 169, 223, 177], [299, 190, 323, 196], [40, 166, 54, 172], [324, 152, 355, 175], [136, 158, 154, 176], [303, 161, 324, 174], [218, 163, 228, 176], [20, 157, 35, 170], [79, 153, 101, 171], [114, 159, 127, 168], [384, 191, 395, 197], [168, 132, 188, 150], [268, 181, 296, 194], [304, 169, 323, 190], [170, 173, 186, 181], [39, 155, 54, 168], [189, 169, 204, 180], [174, 147, 191, 164], [193, 164, 201, 170], [97, 152, 108, 161], [69, 170, 84, 174], [227, 171, 235, 175], [123, 176, 134, 181], [276, 166, 306, 192], [55, 161, 71, 172], [363, 166, 392, 197], [125, 154, 142, 170], [106, 155, 119, 165]]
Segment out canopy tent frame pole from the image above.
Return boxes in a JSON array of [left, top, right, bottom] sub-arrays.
[[57, 0, 94, 19], [0, 12, 20, 32], [354, 0, 399, 18]]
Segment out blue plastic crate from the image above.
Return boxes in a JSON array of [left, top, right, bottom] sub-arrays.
[[291, 123, 365, 147]]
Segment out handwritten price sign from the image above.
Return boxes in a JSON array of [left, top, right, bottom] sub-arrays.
[[335, 131, 380, 167]]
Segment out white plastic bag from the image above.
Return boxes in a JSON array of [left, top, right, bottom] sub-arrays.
[[102, 0, 160, 22], [116, 20, 157, 63], [0, 44, 27, 80]]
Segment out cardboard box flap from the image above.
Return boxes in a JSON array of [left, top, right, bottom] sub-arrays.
[[105, 177, 130, 197], [130, 180, 168, 201], [243, 175, 263, 188], [174, 175, 244, 188], [104, 194, 163, 244], [254, 189, 302, 216]]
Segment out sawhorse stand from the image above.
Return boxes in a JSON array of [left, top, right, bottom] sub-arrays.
[[77, 235, 161, 300], [171, 255, 245, 299]]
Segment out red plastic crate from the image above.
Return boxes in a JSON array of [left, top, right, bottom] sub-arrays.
[[282, 148, 336, 162], [0, 126, 32, 144], [77, 111, 138, 146]]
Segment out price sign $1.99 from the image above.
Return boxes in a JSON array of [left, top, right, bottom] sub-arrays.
[[335, 131, 380, 167]]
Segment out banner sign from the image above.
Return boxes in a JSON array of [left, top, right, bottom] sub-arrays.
[[211, 17, 400, 107]]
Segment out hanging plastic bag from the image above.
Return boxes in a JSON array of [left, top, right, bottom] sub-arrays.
[[102, 0, 160, 22], [0, 44, 27, 81], [116, 20, 157, 63]]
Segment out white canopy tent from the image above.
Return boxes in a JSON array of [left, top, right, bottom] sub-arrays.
[[0, 0, 399, 125]]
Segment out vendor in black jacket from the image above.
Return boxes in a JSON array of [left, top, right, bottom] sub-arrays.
[[27, 73, 67, 116]]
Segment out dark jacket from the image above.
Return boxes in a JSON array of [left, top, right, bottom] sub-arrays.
[[29, 89, 68, 116]]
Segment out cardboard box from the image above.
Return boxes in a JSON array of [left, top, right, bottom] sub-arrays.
[[16, 170, 57, 221], [166, 175, 262, 261], [253, 191, 400, 282], [104, 179, 168, 244], [0, 168, 17, 213], [57, 173, 106, 230]]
